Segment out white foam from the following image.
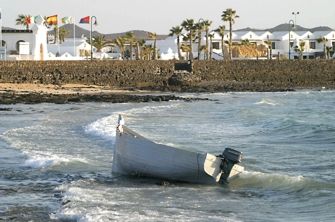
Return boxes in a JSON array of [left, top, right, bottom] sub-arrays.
[[84, 103, 181, 140], [23, 152, 88, 169], [54, 182, 243, 222], [231, 170, 305, 189], [84, 113, 119, 140], [255, 98, 278, 106]]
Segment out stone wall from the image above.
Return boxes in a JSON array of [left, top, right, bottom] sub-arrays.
[[0, 60, 334, 91]]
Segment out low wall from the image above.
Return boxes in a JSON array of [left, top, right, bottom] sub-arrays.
[[0, 60, 334, 91]]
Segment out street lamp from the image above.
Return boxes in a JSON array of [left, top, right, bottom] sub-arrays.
[[292, 12, 300, 29], [288, 19, 295, 60]]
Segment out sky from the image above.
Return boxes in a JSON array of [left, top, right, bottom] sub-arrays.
[[1, 0, 335, 34]]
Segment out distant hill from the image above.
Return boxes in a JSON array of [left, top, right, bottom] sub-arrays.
[[49, 25, 168, 40], [104, 30, 168, 40], [47, 24, 100, 38], [236, 24, 334, 32], [309, 26, 334, 32], [234, 27, 265, 32], [5, 23, 334, 38]]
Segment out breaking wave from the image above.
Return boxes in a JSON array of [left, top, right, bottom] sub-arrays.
[[230, 171, 335, 191], [84, 103, 181, 141], [1, 126, 89, 169], [255, 98, 279, 106], [23, 152, 88, 169]]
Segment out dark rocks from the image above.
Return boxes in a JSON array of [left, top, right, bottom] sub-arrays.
[[0, 92, 208, 104], [0, 60, 335, 93]]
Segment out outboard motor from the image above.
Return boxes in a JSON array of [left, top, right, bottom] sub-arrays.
[[218, 148, 243, 183]]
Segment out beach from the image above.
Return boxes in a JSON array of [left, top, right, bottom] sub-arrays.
[[0, 83, 203, 104]]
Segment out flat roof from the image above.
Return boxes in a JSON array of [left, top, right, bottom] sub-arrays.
[[1, 29, 33, 33]]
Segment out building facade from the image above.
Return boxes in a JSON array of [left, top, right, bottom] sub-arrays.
[[163, 29, 335, 60]]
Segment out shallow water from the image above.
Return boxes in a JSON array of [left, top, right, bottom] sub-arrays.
[[1, 91, 334, 221]]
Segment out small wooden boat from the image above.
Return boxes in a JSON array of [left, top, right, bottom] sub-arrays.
[[112, 115, 244, 184]]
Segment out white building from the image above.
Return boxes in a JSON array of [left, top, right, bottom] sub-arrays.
[[47, 37, 94, 60], [1, 29, 34, 59], [0, 15, 48, 60], [158, 28, 335, 60]]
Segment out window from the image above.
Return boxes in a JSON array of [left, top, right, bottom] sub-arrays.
[[1, 40, 6, 47], [212, 42, 220, 50], [290, 41, 294, 48], [271, 42, 276, 49], [332, 42, 335, 50], [250, 35, 252, 39], [310, 41, 316, 49]]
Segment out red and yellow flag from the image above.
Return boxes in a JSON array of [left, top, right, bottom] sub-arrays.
[[46, 15, 58, 25]]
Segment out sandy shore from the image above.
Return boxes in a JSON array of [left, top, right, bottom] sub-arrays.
[[0, 83, 207, 104], [0, 83, 139, 95]]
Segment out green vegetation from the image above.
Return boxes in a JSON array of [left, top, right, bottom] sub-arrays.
[[15, 14, 32, 30], [222, 8, 239, 60]]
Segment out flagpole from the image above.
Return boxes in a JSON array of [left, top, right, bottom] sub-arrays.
[[90, 16, 92, 60], [73, 16, 75, 57], [90, 16, 97, 61]]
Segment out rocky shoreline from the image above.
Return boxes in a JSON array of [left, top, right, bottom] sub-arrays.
[[1, 60, 334, 104], [0, 91, 208, 104], [0, 83, 209, 104]]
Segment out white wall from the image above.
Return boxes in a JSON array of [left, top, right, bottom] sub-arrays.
[[1, 32, 34, 53]]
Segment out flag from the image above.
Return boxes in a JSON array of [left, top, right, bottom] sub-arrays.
[[62, 16, 73, 24], [47, 15, 58, 25], [29, 16, 39, 24], [79, 16, 90, 24], [25, 16, 32, 25]]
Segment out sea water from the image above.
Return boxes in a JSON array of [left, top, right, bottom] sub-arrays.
[[0, 91, 334, 221]]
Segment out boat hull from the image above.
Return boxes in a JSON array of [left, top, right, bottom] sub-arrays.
[[112, 126, 243, 184]]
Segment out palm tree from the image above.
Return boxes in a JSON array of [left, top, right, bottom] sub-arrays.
[[215, 25, 226, 58], [53, 25, 59, 44], [180, 43, 191, 60], [142, 45, 154, 60], [222, 8, 239, 59], [208, 33, 214, 60], [58, 27, 69, 44], [169, 26, 183, 60], [326, 46, 333, 59], [92, 35, 109, 52], [196, 21, 204, 60], [148, 32, 158, 60], [202, 20, 212, 60], [294, 41, 306, 60], [137, 39, 146, 60], [264, 40, 273, 60], [317, 37, 328, 59], [181, 19, 196, 60], [113, 37, 126, 59], [16, 14, 31, 30], [124, 32, 137, 60], [241, 39, 250, 45]]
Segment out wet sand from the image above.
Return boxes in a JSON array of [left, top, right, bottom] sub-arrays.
[[0, 83, 205, 104]]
